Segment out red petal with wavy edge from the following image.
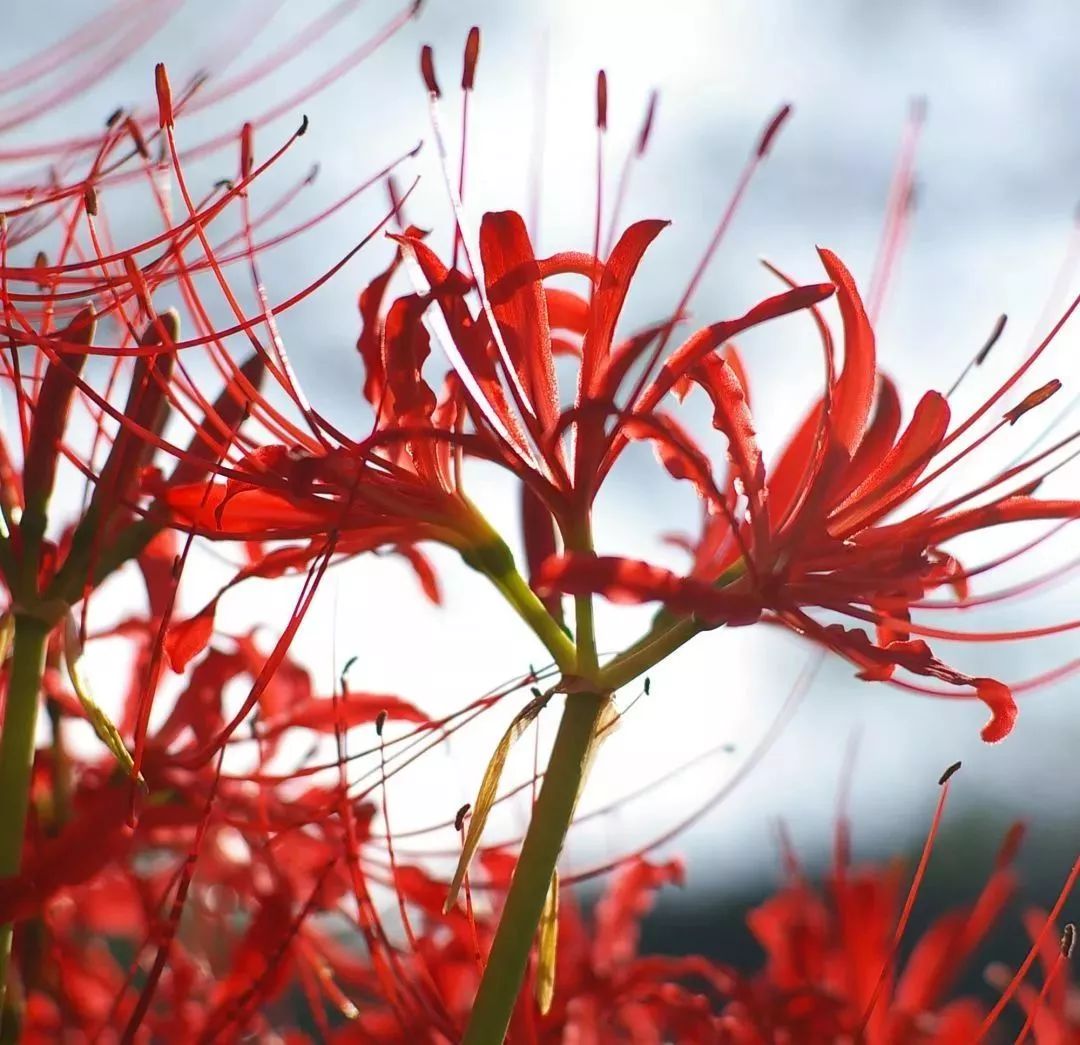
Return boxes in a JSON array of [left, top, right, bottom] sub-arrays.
[[691, 353, 769, 554], [0, 785, 133, 923], [827, 390, 950, 538], [624, 411, 726, 511], [578, 219, 669, 398], [481, 210, 559, 431], [164, 601, 217, 672], [234, 634, 312, 722], [156, 647, 237, 748], [921, 497, 1080, 546], [391, 230, 533, 458], [136, 528, 178, 621], [205, 886, 296, 1034], [536, 553, 761, 625], [357, 233, 422, 407], [896, 827, 1020, 1010], [767, 402, 825, 532], [818, 248, 876, 457], [394, 543, 442, 603], [382, 294, 436, 423], [807, 620, 1018, 742]]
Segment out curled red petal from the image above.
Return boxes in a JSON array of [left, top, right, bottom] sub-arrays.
[[975, 678, 1017, 743], [818, 248, 876, 457]]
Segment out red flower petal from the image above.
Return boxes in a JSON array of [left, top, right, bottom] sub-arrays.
[[578, 219, 669, 397], [818, 247, 876, 458], [974, 678, 1017, 744], [164, 602, 217, 672], [536, 553, 761, 625], [481, 210, 559, 431]]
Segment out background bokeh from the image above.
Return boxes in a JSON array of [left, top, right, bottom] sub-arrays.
[[5, 0, 1080, 981]]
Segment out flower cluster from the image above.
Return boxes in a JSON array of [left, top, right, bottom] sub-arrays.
[[2, 6, 1080, 1042]]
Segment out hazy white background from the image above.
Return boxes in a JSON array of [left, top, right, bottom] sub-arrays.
[[6, 0, 1080, 915]]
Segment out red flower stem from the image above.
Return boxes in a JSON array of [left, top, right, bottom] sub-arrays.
[[462, 689, 609, 1045], [0, 615, 50, 1032]]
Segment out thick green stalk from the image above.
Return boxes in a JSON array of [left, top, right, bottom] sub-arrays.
[[462, 689, 608, 1045], [0, 616, 49, 1030], [599, 615, 702, 692]]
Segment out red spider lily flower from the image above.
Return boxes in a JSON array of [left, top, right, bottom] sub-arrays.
[[156, 36, 828, 671], [1, 589, 451, 1040], [535, 246, 1080, 742], [382, 211, 831, 579], [712, 765, 1080, 1045], [718, 825, 1022, 1042], [0, 7, 423, 1031]]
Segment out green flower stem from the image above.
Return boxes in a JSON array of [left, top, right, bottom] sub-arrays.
[[488, 567, 577, 674], [564, 517, 599, 676], [599, 614, 703, 692], [462, 689, 609, 1045], [0, 616, 50, 1030]]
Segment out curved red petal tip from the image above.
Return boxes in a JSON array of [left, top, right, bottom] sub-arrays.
[[462, 27, 480, 90], [976, 678, 1017, 743], [154, 62, 174, 129], [420, 45, 440, 97], [756, 103, 792, 158], [636, 89, 659, 155], [1004, 378, 1062, 424], [596, 69, 608, 130], [240, 123, 254, 178]]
